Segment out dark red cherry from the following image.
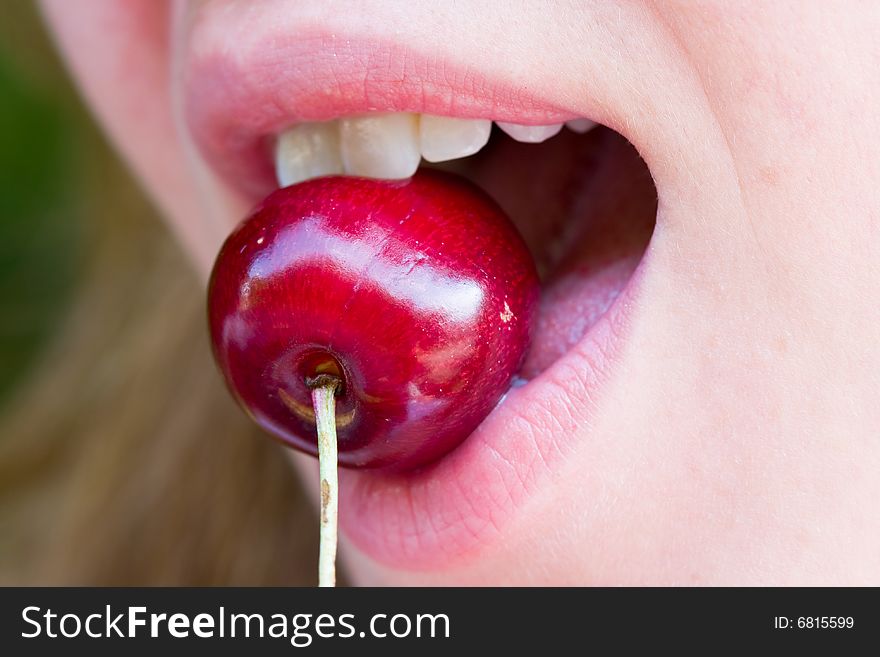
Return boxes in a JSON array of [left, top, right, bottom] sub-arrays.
[[208, 169, 539, 470]]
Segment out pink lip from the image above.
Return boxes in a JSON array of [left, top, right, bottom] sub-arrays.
[[181, 8, 643, 571], [183, 23, 578, 199], [339, 278, 643, 569]]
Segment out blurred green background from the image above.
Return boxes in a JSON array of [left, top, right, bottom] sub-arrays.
[[0, 3, 318, 585], [0, 2, 85, 402]]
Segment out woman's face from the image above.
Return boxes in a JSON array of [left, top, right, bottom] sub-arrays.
[[41, 0, 880, 584]]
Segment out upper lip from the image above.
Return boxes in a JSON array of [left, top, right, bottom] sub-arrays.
[[182, 12, 579, 200], [181, 5, 641, 572]]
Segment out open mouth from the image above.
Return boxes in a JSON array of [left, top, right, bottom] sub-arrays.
[[268, 115, 656, 382], [182, 7, 657, 570]]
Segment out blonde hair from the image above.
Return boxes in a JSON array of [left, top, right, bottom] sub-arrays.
[[0, 3, 316, 585]]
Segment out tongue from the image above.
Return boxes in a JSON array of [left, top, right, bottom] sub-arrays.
[[458, 127, 657, 378]]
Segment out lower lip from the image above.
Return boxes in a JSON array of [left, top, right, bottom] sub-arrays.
[[337, 251, 649, 570]]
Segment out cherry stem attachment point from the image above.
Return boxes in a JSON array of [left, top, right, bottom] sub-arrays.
[[308, 374, 341, 587]]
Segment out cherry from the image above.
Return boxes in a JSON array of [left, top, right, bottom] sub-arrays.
[[208, 170, 539, 471]]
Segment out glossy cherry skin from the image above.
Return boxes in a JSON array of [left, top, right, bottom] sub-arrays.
[[208, 170, 539, 470]]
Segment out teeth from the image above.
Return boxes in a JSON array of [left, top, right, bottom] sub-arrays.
[[274, 112, 580, 188], [565, 118, 597, 134], [275, 121, 344, 187], [340, 113, 421, 179], [496, 121, 563, 143], [419, 115, 492, 163]]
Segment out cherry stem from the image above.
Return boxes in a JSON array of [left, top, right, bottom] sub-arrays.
[[309, 374, 341, 587]]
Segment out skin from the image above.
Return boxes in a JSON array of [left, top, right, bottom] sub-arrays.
[[41, 0, 880, 584]]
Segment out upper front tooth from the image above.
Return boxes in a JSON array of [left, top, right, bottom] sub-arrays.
[[565, 118, 597, 134], [419, 115, 492, 163], [340, 113, 421, 179], [496, 121, 563, 143], [275, 121, 344, 187]]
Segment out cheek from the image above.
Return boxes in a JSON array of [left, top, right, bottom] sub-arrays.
[[41, 0, 239, 277]]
